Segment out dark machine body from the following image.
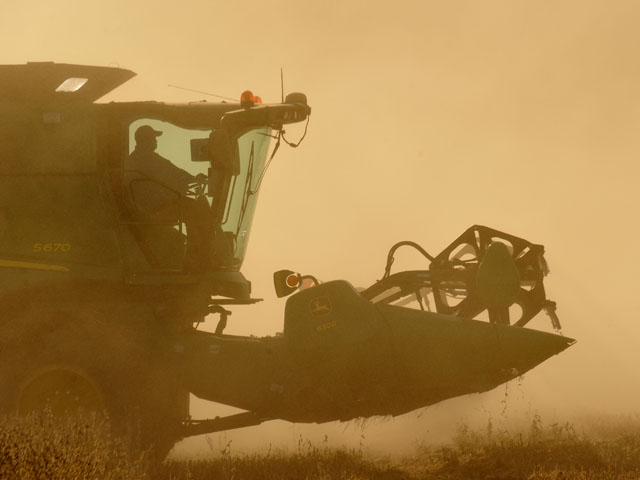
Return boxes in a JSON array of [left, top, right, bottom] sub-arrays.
[[0, 63, 573, 456]]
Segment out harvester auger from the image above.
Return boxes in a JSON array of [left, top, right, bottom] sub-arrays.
[[0, 63, 573, 458]]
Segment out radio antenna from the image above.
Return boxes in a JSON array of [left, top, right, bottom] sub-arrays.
[[280, 68, 284, 103], [168, 85, 236, 102]]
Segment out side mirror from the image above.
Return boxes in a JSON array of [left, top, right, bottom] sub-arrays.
[[273, 269, 301, 298]]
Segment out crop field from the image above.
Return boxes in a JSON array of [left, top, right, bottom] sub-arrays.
[[2, 412, 640, 479]]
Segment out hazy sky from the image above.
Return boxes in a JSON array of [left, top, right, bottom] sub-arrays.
[[2, 0, 639, 454]]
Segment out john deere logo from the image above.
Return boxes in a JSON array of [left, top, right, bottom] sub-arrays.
[[309, 296, 331, 316]]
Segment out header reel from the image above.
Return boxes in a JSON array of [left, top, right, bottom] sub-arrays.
[[361, 225, 561, 330]]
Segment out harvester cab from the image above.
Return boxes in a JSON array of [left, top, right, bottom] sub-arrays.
[[113, 80, 310, 283]]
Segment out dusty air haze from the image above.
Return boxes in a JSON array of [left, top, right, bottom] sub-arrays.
[[1, 0, 639, 455]]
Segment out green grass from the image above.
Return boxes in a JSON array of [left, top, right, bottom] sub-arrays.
[[0, 411, 148, 479], [2, 412, 640, 479], [161, 448, 404, 480], [407, 414, 640, 479]]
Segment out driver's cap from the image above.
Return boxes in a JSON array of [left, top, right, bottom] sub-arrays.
[[135, 125, 163, 142]]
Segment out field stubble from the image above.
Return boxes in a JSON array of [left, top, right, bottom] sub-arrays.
[[1, 412, 640, 479]]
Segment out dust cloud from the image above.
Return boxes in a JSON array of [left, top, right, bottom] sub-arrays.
[[1, 0, 639, 457]]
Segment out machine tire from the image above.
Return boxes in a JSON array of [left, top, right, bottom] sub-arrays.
[[0, 291, 186, 461]]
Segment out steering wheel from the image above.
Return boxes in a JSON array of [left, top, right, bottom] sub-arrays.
[[187, 174, 208, 197]]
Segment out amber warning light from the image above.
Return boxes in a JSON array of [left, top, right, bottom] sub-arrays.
[[273, 269, 301, 298], [241, 90, 256, 108], [286, 274, 300, 288]]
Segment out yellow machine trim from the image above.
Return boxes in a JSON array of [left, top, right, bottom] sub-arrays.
[[0, 259, 69, 272]]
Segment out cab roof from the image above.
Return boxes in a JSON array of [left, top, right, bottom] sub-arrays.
[[0, 62, 136, 104]]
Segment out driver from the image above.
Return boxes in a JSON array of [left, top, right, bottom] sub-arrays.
[[126, 125, 205, 218], [125, 125, 212, 270]]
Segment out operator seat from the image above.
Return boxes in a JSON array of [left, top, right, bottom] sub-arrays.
[[123, 172, 187, 271]]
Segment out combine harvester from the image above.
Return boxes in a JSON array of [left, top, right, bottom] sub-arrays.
[[0, 63, 573, 457]]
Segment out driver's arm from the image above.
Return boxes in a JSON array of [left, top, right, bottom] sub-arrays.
[[153, 153, 199, 194]]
